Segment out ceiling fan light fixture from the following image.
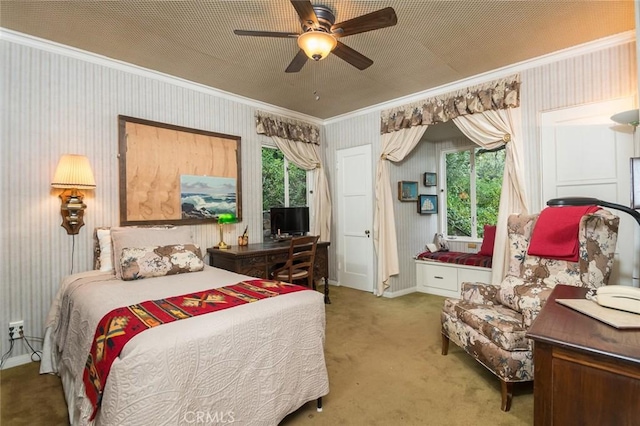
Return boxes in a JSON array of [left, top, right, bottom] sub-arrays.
[[297, 31, 337, 61]]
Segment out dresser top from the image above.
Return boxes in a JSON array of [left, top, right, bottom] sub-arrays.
[[526, 285, 640, 365]]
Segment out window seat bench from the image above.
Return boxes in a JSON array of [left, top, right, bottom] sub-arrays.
[[415, 251, 492, 298]]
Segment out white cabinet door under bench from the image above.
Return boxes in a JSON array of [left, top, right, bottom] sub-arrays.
[[415, 259, 492, 298]]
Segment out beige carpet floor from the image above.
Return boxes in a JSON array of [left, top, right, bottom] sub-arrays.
[[1, 285, 533, 425]]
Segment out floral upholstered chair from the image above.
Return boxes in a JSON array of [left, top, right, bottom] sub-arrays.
[[440, 209, 619, 411]]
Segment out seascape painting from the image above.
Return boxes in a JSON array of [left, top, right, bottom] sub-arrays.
[[180, 175, 237, 219]]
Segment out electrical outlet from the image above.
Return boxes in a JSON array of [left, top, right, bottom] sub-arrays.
[[9, 320, 24, 340]]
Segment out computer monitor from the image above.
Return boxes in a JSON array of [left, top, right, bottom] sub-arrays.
[[269, 207, 310, 237]]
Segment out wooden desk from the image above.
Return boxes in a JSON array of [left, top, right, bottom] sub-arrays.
[[207, 241, 331, 304], [526, 285, 640, 426]]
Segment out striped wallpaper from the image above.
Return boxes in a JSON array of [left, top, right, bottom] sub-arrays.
[[1, 30, 637, 366], [324, 40, 637, 295], [520, 42, 638, 212], [0, 35, 321, 364]]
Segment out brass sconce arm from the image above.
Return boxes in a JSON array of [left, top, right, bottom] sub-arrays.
[[51, 154, 96, 235], [58, 188, 88, 235]]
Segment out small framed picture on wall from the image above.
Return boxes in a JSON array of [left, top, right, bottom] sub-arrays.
[[418, 194, 438, 214], [398, 181, 419, 201], [423, 172, 437, 187]]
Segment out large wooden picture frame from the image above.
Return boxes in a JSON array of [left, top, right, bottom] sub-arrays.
[[118, 116, 242, 226]]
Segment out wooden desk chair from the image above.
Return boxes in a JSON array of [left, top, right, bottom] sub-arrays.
[[271, 235, 319, 289]]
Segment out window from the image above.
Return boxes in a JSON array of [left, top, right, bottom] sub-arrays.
[[262, 147, 308, 236], [442, 146, 505, 239]]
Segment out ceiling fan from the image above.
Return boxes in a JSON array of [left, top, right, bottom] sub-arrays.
[[233, 0, 397, 73]]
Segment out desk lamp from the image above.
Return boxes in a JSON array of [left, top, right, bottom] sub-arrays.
[[215, 213, 237, 249]]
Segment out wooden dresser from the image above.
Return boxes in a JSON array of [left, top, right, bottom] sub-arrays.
[[526, 284, 640, 426], [207, 241, 330, 303]]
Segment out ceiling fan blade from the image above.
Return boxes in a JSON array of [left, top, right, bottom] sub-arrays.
[[285, 49, 309, 73], [331, 7, 397, 38], [332, 41, 373, 70], [233, 29, 299, 38], [290, 0, 318, 27]]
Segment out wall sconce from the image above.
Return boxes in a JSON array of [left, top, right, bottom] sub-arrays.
[[51, 154, 96, 235], [215, 213, 237, 249]]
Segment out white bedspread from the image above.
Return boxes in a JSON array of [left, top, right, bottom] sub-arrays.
[[40, 265, 329, 425]]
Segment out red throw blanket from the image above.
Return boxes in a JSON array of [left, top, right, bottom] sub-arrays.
[[527, 206, 599, 261], [83, 279, 309, 420]]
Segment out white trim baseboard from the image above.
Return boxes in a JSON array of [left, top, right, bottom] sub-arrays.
[[382, 287, 417, 298], [1, 353, 34, 370]]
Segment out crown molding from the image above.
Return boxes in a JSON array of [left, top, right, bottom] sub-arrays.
[[324, 30, 636, 125], [2, 28, 635, 128], [0, 28, 324, 126]]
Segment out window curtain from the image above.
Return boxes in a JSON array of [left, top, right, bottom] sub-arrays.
[[374, 125, 428, 295], [380, 75, 520, 134], [256, 113, 331, 242], [452, 108, 529, 284], [376, 75, 522, 294], [272, 136, 332, 242]]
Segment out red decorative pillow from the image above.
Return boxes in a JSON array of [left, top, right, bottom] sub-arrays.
[[478, 225, 496, 257]]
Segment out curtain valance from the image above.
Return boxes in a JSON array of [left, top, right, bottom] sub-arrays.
[[380, 75, 520, 134], [256, 112, 320, 145]]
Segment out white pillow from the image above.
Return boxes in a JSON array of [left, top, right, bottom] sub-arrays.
[[96, 228, 113, 272], [110, 226, 194, 280]]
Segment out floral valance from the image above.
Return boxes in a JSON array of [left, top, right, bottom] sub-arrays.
[[380, 75, 520, 134], [256, 112, 320, 145]]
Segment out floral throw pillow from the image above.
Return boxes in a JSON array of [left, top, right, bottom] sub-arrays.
[[120, 244, 204, 281]]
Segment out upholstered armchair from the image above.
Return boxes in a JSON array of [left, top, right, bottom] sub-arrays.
[[440, 209, 619, 411]]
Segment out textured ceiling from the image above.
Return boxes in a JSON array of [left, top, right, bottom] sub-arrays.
[[1, 1, 635, 119]]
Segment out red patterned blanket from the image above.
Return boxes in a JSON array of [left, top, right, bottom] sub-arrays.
[[527, 205, 598, 261], [83, 279, 308, 420], [415, 251, 492, 268]]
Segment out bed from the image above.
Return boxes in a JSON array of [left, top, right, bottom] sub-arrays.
[[40, 226, 329, 425]]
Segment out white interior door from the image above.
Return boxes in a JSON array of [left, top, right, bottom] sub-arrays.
[[541, 97, 637, 286], [336, 145, 374, 292]]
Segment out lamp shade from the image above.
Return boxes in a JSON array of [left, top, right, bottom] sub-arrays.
[[297, 31, 337, 61], [217, 213, 237, 224], [51, 154, 96, 189], [610, 109, 639, 127]]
